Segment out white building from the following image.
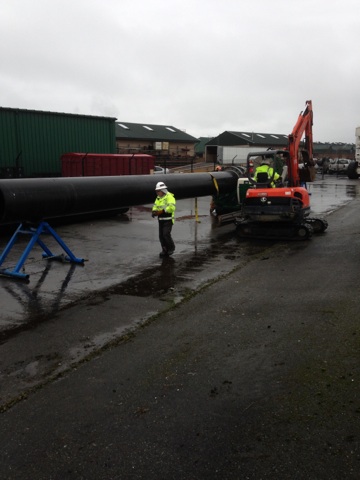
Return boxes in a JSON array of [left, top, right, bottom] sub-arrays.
[[356, 127, 360, 162]]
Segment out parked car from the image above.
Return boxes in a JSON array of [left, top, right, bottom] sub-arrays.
[[328, 158, 336, 171], [328, 158, 352, 175], [153, 166, 170, 174]]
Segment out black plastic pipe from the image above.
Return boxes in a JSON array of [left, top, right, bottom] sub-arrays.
[[0, 171, 239, 224]]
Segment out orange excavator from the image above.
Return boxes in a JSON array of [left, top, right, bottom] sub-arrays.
[[235, 100, 328, 239]]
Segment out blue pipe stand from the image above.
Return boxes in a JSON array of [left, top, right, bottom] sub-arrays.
[[0, 222, 84, 280]]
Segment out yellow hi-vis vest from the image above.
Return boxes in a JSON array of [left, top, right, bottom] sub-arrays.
[[152, 192, 176, 223]]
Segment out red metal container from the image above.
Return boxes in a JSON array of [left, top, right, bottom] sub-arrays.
[[61, 153, 156, 177]]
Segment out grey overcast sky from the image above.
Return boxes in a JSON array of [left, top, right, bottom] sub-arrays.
[[1, 0, 359, 143]]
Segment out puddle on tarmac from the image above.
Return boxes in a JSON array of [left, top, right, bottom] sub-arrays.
[[108, 235, 273, 299], [309, 180, 360, 214], [0, 229, 273, 343]]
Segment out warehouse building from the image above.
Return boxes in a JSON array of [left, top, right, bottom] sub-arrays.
[[205, 130, 355, 165], [205, 131, 288, 165], [0, 107, 116, 177], [115, 121, 199, 168]]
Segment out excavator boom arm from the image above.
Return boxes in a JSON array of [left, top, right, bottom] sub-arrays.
[[287, 100, 313, 186]]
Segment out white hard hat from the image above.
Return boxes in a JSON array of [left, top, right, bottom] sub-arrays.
[[261, 158, 271, 165], [155, 181, 167, 190]]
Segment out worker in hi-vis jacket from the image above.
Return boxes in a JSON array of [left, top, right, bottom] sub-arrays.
[[152, 181, 176, 258]]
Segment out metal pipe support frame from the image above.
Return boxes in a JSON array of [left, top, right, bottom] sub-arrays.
[[0, 221, 84, 280]]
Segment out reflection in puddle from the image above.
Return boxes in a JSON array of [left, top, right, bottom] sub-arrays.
[[309, 180, 360, 214], [0, 263, 77, 342]]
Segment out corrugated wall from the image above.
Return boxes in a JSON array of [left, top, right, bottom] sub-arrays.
[[0, 108, 116, 177]]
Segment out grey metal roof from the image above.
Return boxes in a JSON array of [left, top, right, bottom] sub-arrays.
[[115, 122, 199, 142], [206, 131, 289, 147], [228, 131, 289, 145], [206, 131, 356, 154]]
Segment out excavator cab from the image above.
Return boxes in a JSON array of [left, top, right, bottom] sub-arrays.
[[246, 150, 288, 188], [237, 148, 322, 239]]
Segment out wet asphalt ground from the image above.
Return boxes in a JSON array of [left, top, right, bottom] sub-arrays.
[[1, 174, 360, 479]]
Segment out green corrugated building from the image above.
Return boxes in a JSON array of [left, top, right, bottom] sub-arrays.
[[0, 107, 117, 177]]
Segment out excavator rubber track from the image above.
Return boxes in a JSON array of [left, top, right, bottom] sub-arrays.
[[235, 216, 327, 241], [305, 216, 328, 233]]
